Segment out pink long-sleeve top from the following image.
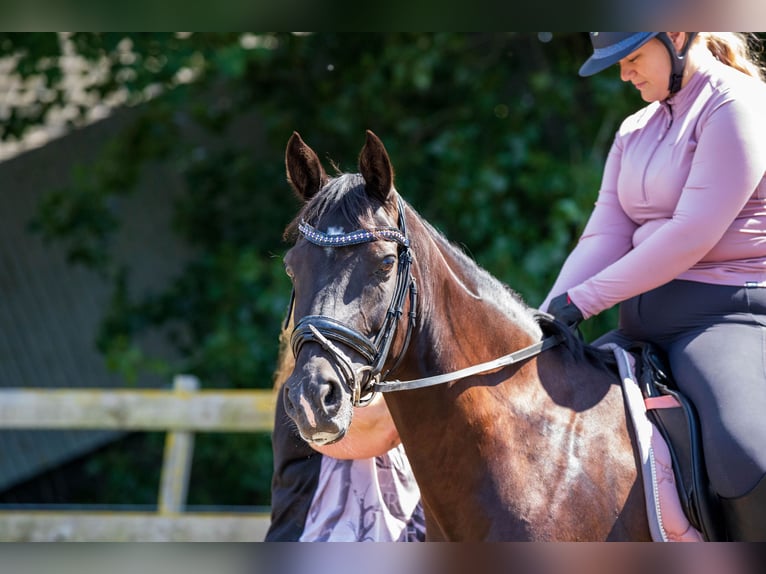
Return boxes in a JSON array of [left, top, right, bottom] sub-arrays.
[[543, 55, 766, 319]]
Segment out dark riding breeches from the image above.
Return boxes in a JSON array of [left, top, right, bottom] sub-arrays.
[[597, 279, 766, 500]]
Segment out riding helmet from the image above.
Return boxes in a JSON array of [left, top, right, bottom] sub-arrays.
[[579, 32, 698, 94], [579, 32, 658, 76]]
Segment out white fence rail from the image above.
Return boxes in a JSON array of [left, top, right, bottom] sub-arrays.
[[0, 376, 278, 541]]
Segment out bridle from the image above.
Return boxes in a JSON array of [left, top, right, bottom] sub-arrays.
[[289, 197, 418, 406], [288, 196, 563, 407]]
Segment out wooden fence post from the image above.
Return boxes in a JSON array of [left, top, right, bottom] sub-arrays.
[[158, 374, 199, 514]]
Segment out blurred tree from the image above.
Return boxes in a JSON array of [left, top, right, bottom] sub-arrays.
[[3, 32, 645, 505]]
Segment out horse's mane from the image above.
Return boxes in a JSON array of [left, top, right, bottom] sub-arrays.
[[415, 214, 542, 339], [273, 320, 295, 391]]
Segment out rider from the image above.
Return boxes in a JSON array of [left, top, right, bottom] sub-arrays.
[[543, 32, 766, 541]]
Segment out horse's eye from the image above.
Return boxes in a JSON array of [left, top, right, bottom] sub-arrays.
[[380, 255, 396, 273], [284, 263, 294, 280]]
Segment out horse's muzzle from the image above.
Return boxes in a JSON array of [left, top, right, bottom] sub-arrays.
[[282, 356, 353, 445]]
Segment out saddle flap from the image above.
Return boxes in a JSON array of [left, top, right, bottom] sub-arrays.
[[633, 342, 725, 541]]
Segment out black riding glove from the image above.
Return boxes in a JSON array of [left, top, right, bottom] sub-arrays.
[[548, 292, 584, 328]]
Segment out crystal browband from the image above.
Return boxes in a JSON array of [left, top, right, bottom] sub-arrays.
[[298, 220, 410, 248]]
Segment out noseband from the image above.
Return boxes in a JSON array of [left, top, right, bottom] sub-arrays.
[[289, 198, 417, 406]]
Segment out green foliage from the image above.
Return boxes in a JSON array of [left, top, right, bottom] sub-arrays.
[[82, 433, 165, 505], [12, 33, 643, 505], [188, 433, 273, 506]]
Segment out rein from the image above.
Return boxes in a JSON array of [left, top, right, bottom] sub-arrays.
[[372, 333, 563, 393]]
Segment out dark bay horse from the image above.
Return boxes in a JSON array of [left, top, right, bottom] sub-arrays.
[[280, 130, 651, 541]]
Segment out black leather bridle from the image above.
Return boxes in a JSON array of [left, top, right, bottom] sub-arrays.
[[288, 197, 418, 406]]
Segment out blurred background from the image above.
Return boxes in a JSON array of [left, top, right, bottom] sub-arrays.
[[0, 31, 682, 516]]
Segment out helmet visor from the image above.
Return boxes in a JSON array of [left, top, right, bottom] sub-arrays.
[[579, 32, 658, 76]]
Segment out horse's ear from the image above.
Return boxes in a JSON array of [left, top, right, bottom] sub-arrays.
[[359, 130, 394, 204], [286, 131, 328, 202]]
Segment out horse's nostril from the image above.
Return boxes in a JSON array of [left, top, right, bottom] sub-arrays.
[[282, 385, 295, 414], [319, 378, 341, 411]]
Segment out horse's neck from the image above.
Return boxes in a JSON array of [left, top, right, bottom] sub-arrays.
[[385, 221, 547, 539], [384, 214, 639, 541], [411, 221, 540, 368]]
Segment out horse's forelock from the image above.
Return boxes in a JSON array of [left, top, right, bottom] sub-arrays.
[[283, 172, 398, 242]]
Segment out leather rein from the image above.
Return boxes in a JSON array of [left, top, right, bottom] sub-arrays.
[[288, 197, 562, 406]]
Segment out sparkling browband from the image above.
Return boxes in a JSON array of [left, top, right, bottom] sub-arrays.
[[298, 220, 410, 248]]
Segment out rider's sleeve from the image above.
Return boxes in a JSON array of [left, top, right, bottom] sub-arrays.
[[569, 93, 766, 318]]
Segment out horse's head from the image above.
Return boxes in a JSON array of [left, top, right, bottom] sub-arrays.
[[281, 130, 416, 446]]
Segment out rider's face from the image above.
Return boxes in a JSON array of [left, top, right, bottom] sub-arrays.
[[618, 38, 673, 102]]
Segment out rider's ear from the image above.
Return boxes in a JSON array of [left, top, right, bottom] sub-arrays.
[[359, 130, 394, 204], [285, 131, 328, 202]]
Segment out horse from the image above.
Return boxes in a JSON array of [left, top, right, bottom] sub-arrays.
[[279, 130, 651, 541]]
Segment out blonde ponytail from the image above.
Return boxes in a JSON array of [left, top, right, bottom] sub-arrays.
[[699, 32, 765, 81]]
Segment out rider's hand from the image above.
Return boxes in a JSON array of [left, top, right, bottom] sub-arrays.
[[548, 292, 584, 328]]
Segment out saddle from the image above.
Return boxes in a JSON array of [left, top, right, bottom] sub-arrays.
[[629, 342, 725, 541]]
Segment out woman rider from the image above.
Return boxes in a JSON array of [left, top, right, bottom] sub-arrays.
[[544, 32, 766, 541]]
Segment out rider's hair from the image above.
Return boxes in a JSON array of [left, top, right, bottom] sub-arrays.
[[698, 32, 765, 81]]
